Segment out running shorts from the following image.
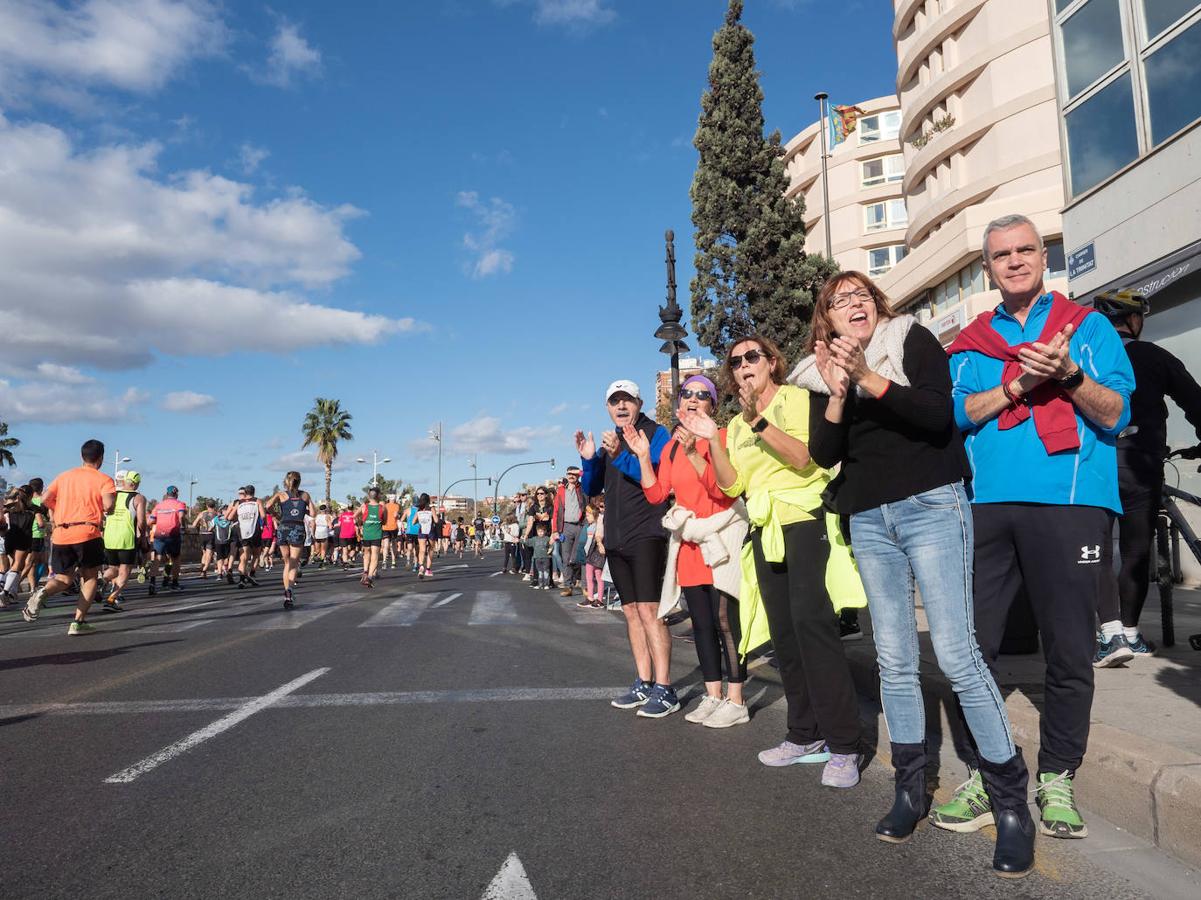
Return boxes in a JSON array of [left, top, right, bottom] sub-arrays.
[[241, 535, 263, 550], [5, 529, 32, 554], [605, 538, 668, 605], [201, 534, 215, 549], [51, 538, 104, 573], [278, 524, 306, 548], [104, 547, 139, 566], [153, 535, 182, 557], [362, 538, 381, 548], [215, 542, 232, 560], [31, 537, 46, 553]]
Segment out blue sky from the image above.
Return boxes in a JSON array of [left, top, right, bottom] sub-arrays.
[[0, 0, 896, 504]]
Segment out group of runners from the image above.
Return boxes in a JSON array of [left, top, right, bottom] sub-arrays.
[[1, 455, 497, 622]]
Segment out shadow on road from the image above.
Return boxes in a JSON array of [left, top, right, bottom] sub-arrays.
[[0, 639, 183, 673]]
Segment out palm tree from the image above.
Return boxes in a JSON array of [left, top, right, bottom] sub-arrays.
[[301, 398, 353, 505], [0, 422, 19, 468]]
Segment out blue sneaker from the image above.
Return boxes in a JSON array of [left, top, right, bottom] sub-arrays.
[[1127, 633, 1157, 656], [611, 679, 652, 709], [636, 683, 680, 719], [1093, 633, 1134, 668]]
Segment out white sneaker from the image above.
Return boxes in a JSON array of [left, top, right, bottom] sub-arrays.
[[684, 695, 724, 724], [522, 573, 531, 582], [702, 699, 750, 729]]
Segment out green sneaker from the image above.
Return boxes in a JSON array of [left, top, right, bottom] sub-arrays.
[[931, 769, 994, 832], [1036, 772, 1087, 838], [67, 620, 96, 636]]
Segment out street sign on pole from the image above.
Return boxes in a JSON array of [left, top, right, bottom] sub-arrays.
[[491, 515, 500, 525]]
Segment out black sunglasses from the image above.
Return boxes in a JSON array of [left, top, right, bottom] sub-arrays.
[[678, 388, 713, 401], [728, 349, 770, 369]]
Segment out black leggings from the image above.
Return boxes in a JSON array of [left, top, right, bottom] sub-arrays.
[[1095, 476, 1160, 628], [683, 584, 746, 684], [751, 519, 861, 754], [503, 542, 518, 571]]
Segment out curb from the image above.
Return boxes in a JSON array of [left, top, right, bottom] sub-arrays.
[[744, 636, 1201, 870]]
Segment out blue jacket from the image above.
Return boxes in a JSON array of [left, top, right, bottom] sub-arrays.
[[580, 413, 671, 552], [949, 294, 1134, 513]]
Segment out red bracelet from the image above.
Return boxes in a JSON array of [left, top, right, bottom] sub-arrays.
[[1002, 380, 1025, 406]]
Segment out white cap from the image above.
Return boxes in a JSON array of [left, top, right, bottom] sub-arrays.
[[115, 469, 128, 482], [605, 379, 640, 401]]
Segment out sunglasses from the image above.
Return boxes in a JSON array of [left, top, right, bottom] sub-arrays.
[[728, 349, 770, 369], [678, 388, 713, 401]]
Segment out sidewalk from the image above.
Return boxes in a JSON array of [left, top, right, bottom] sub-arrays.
[[739, 588, 1201, 871]]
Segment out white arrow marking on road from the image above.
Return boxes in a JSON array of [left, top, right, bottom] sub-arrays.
[[103, 667, 329, 784], [431, 592, 461, 608], [488, 571, 503, 577], [440, 564, 469, 570], [481, 853, 537, 900]]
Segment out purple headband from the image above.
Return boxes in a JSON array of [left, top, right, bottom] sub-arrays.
[[680, 374, 718, 400]]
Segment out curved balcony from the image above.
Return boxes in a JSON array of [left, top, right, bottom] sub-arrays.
[[895, 0, 987, 95]]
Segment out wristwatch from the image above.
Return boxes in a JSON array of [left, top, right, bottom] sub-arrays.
[[1058, 367, 1084, 390], [751, 416, 770, 434]]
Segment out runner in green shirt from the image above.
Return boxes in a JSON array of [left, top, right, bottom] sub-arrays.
[[357, 487, 385, 587]]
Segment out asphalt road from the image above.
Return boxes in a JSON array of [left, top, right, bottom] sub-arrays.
[[0, 553, 1174, 898]]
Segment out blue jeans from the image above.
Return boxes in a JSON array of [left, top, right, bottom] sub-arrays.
[[850, 481, 1014, 764]]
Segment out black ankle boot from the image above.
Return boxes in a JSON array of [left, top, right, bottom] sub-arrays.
[[875, 742, 929, 843], [978, 750, 1036, 878]]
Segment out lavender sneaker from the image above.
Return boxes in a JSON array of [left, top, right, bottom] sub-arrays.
[[758, 740, 830, 767], [821, 752, 862, 788]]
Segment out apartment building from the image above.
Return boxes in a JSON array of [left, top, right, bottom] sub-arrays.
[[782, 96, 910, 280], [875, 0, 1071, 341]]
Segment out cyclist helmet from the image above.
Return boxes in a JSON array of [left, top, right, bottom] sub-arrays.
[[1093, 289, 1149, 318]]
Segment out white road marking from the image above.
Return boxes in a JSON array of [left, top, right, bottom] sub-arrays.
[[3, 686, 632, 719], [481, 852, 537, 899], [488, 571, 503, 578], [468, 591, 518, 625], [439, 564, 469, 570], [102, 667, 330, 783], [431, 592, 461, 608], [357, 593, 439, 627]]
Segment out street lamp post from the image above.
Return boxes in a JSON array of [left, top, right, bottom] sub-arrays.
[[815, 91, 833, 259], [654, 230, 689, 417], [113, 450, 131, 478], [188, 476, 199, 508], [429, 422, 442, 507], [355, 450, 392, 489], [468, 454, 478, 519], [491, 458, 556, 520]]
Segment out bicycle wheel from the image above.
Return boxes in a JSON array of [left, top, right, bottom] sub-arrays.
[[1155, 515, 1176, 648]]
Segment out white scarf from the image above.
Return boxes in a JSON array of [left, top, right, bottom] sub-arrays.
[[788, 314, 917, 396]]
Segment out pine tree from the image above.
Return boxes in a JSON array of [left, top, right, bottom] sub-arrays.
[[690, 0, 837, 367]]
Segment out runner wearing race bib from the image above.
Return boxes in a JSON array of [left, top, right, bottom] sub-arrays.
[[415, 493, 436, 579], [224, 485, 265, 589], [357, 488, 385, 587], [150, 486, 187, 592]]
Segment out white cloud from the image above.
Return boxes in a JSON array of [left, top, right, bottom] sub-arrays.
[[448, 415, 561, 455], [0, 115, 421, 373], [0, 0, 226, 105], [549, 402, 569, 415], [496, 0, 616, 28], [269, 449, 350, 475], [161, 390, 216, 413], [238, 142, 270, 175], [35, 363, 95, 385], [0, 380, 148, 424], [260, 21, 322, 88], [456, 190, 516, 279]]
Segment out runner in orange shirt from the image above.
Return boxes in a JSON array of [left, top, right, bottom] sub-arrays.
[[23, 439, 117, 634], [381, 493, 401, 570]]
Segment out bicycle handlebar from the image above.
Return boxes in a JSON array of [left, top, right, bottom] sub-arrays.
[[1168, 446, 1201, 461]]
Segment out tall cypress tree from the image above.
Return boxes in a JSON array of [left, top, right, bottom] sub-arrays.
[[690, 0, 836, 367]]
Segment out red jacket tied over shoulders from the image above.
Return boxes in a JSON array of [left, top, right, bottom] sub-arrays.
[[643, 433, 734, 587]]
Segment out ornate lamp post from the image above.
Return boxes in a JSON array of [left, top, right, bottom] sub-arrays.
[[654, 230, 689, 414]]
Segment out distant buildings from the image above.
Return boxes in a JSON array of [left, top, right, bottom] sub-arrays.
[[655, 356, 719, 415]]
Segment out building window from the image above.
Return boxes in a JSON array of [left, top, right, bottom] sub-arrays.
[[1046, 240, 1068, 278], [1143, 0, 1199, 38], [1144, 16, 1201, 144], [858, 110, 902, 144], [1064, 71, 1140, 194], [1055, 1, 1201, 198], [868, 244, 907, 277], [1061, 0, 1128, 98], [864, 198, 908, 232], [860, 154, 905, 187]]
